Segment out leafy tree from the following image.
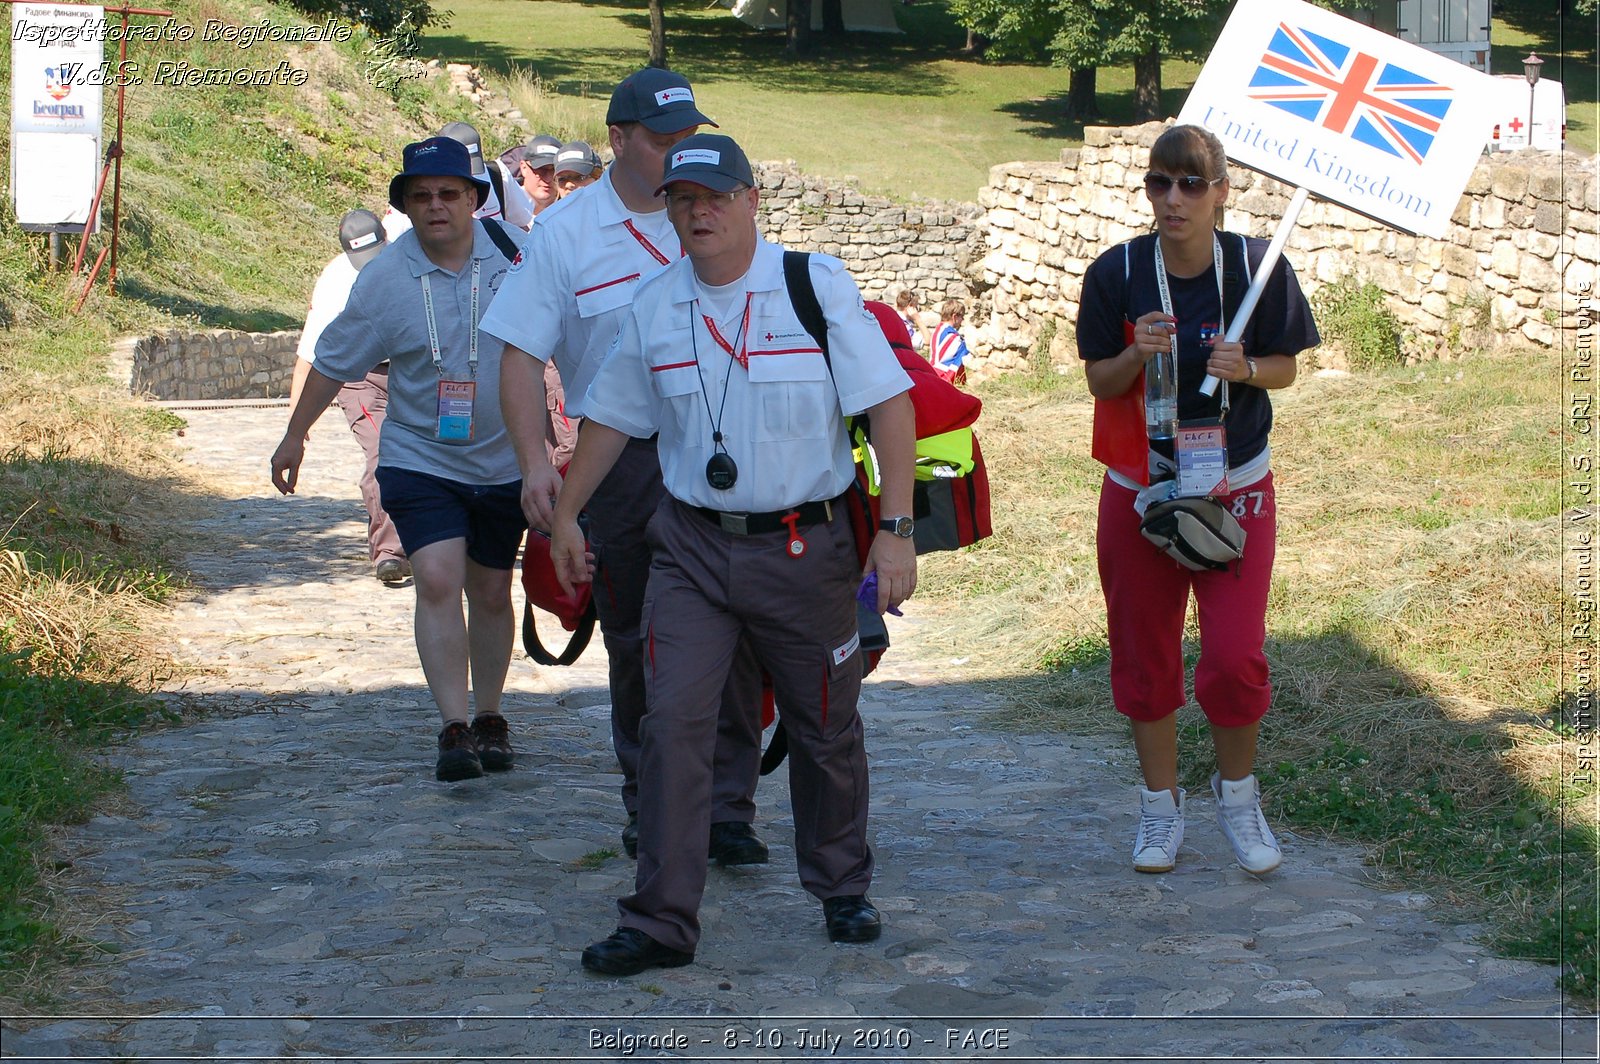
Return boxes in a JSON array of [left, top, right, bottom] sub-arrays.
[[287, 0, 444, 54], [950, 0, 1229, 122]]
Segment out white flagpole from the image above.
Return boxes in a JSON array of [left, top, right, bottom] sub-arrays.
[[1199, 184, 1312, 397]]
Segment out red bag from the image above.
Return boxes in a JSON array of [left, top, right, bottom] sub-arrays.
[[1090, 321, 1151, 486], [520, 526, 597, 667]]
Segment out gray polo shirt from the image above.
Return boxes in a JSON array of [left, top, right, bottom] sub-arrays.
[[315, 223, 521, 485]]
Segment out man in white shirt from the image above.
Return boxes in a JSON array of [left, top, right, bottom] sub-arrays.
[[288, 209, 408, 584], [486, 70, 770, 868], [548, 134, 917, 975]]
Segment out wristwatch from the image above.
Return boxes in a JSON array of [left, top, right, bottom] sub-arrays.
[[1245, 358, 1259, 382], [879, 516, 915, 539]]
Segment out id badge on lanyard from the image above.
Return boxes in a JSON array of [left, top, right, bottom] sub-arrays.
[[1154, 236, 1229, 498], [421, 263, 481, 443], [437, 380, 476, 441], [1175, 419, 1226, 497]]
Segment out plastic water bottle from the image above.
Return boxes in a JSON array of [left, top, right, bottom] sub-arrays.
[[1144, 344, 1177, 442]]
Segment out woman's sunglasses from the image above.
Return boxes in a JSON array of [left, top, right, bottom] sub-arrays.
[[1143, 173, 1223, 198]]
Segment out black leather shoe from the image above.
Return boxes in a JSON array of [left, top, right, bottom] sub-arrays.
[[823, 894, 882, 943], [581, 927, 694, 976], [708, 821, 769, 866], [621, 814, 638, 860]]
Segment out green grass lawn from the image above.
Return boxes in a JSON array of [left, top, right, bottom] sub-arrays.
[[427, 0, 1596, 203], [424, 0, 1202, 202]]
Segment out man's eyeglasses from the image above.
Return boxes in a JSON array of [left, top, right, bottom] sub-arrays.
[[664, 188, 746, 213], [1143, 173, 1223, 198], [404, 186, 470, 206]]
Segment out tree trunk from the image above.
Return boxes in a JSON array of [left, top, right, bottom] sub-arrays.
[[648, 0, 667, 69], [1132, 44, 1162, 122], [787, 0, 812, 56], [822, 0, 845, 35], [1065, 67, 1100, 122]]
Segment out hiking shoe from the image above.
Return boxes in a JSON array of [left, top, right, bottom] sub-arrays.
[[1133, 786, 1185, 873], [435, 720, 484, 782], [375, 558, 411, 584], [708, 821, 769, 866], [1212, 773, 1282, 874], [470, 713, 514, 772]]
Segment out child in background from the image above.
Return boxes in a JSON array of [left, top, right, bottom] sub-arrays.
[[931, 298, 971, 384]]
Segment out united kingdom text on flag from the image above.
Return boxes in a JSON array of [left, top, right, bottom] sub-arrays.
[[1249, 23, 1451, 165], [1177, 0, 1502, 238]]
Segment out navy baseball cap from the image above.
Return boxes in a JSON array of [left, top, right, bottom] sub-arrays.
[[523, 133, 562, 170], [436, 121, 487, 175], [654, 133, 753, 196], [606, 68, 715, 134], [388, 137, 491, 212], [555, 140, 602, 175], [338, 209, 386, 270]]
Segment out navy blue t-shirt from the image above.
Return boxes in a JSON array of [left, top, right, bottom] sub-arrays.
[[1077, 232, 1319, 469]]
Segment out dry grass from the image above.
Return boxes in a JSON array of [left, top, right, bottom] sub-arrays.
[[503, 68, 610, 147], [912, 343, 1591, 990]]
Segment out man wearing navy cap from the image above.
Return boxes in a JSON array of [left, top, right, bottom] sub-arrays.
[[487, 70, 772, 871], [548, 133, 917, 975], [272, 137, 527, 784], [520, 133, 563, 216]]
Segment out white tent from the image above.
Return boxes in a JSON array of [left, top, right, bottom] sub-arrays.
[[727, 0, 903, 34]]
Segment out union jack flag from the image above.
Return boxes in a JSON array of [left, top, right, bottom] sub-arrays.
[[1249, 23, 1453, 164]]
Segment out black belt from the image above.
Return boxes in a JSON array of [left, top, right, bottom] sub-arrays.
[[692, 498, 834, 536]]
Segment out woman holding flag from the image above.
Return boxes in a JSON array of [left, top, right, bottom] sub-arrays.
[[1075, 124, 1320, 877]]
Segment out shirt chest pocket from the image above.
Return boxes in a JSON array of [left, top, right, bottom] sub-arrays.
[[648, 361, 703, 436], [746, 352, 830, 442], [574, 274, 640, 320]]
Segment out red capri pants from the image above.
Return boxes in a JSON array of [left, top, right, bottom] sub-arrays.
[[1096, 472, 1277, 728]]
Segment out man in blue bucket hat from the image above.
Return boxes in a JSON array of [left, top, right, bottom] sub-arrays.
[[273, 136, 528, 784]]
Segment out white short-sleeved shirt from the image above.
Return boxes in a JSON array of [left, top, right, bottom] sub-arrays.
[[478, 169, 679, 420], [295, 252, 359, 365], [583, 239, 911, 512], [313, 225, 521, 485]]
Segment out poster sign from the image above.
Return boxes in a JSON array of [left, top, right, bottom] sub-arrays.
[[1178, 0, 1502, 238], [10, 2, 104, 230]]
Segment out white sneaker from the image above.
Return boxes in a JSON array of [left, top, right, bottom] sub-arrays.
[[1132, 787, 1185, 873], [1212, 773, 1282, 874]]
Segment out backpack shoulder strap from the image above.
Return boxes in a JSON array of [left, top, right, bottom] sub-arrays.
[[521, 600, 595, 667], [783, 250, 829, 369], [480, 218, 520, 263], [487, 165, 506, 214]]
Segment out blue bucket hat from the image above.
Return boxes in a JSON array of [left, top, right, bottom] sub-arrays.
[[388, 137, 491, 213]]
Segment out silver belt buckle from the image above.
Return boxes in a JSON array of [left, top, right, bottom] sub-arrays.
[[718, 512, 750, 535]]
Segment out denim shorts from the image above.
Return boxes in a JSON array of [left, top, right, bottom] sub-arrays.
[[374, 465, 526, 570]]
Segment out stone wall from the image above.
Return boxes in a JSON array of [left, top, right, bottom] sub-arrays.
[[118, 166, 978, 401], [123, 130, 1590, 395], [126, 329, 298, 401], [754, 161, 982, 310], [972, 122, 1598, 376]]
